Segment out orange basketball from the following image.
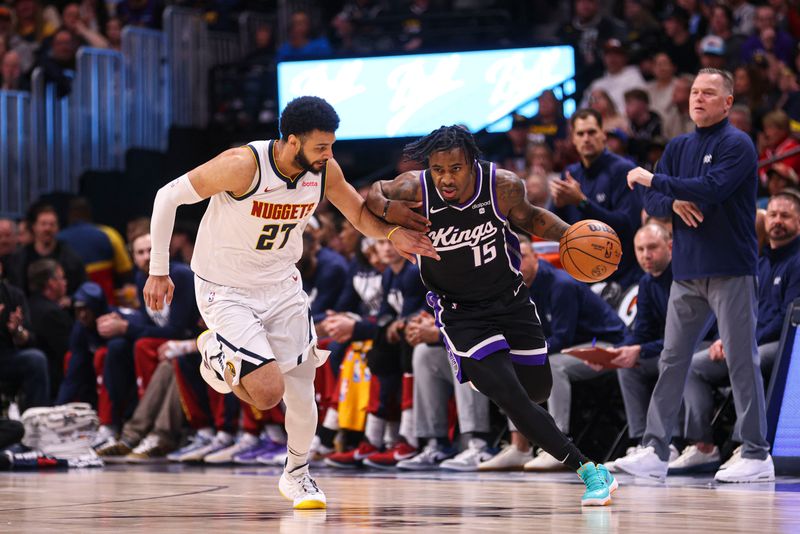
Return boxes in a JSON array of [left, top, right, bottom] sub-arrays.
[[559, 219, 622, 283]]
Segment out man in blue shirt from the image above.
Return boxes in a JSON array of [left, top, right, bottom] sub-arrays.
[[621, 68, 772, 483], [673, 191, 800, 473], [526, 238, 626, 470], [551, 108, 643, 289], [611, 223, 675, 448]]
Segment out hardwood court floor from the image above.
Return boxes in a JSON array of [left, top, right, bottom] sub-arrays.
[[2, 465, 800, 533]]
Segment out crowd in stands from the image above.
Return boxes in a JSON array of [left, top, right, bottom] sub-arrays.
[[2, 0, 800, 477]]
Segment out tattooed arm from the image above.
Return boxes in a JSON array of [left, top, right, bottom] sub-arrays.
[[496, 169, 570, 241], [366, 172, 430, 232]]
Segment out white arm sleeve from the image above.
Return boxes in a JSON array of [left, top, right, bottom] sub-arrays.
[[149, 174, 204, 276]]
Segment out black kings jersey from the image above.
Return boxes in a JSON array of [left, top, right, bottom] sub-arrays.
[[418, 160, 523, 303]]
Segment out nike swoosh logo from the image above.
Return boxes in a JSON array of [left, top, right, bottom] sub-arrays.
[[430, 206, 448, 214]]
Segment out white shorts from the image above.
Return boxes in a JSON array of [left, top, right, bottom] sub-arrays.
[[195, 271, 325, 385]]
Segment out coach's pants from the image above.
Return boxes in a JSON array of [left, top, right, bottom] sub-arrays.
[[643, 277, 769, 461], [616, 342, 710, 441], [683, 340, 779, 445], [413, 343, 490, 439]]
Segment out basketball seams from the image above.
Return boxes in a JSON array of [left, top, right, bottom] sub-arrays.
[[564, 246, 594, 282], [559, 219, 621, 282]]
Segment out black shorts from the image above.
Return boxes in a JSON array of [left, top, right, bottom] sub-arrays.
[[427, 283, 548, 384]]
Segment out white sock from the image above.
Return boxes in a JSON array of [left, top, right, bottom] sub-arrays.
[[365, 414, 386, 447], [322, 407, 340, 430], [283, 360, 317, 472], [399, 408, 417, 448], [384, 421, 400, 447]]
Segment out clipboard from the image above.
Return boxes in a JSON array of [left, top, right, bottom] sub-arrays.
[[562, 347, 622, 369]]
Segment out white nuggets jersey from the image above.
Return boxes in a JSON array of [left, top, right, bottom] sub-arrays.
[[192, 140, 326, 288]]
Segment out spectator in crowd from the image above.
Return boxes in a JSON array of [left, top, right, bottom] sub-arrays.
[[169, 220, 197, 266], [525, 142, 560, 207], [528, 90, 567, 150], [729, 103, 754, 138], [663, 73, 695, 139], [557, 0, 626, 98], [662, 6, 699, 74], [647, 52, 678, 120], [730, 0, 757, 37], [673, 191, 800, 474], [1, 50, 30, 91], [328, 239, 426, 469], [706, 3, 745, 71], [488, 113, 530, 174], [625, 88, 663, 165], [679, 0, 708, 38], [104, 17, 122, 51], [276, 10, 332, 62], [59, 197, 134, 305], [13, 0, 57, 45], [331, 0, 391, 54], [733, 64, 772, 125], [517, 234, 626, 470], [6, 204, 85, 297], [96, 340, 196, 462], [398, 309, 493, 472], [299, 227, 348, 325], [758, 110, 800, 188], [94, 232, 197, 441], [741, 4, 795, 66], [26, 259, 72, 400], [582, 38, 647, 115], [551, 108, 643, 289], [699, 35, 728, 70], [0, 259, 49, 411], [37, 29, 77, 97], [610, 224, 679, 456], [0, 218, 17, 276], [763, 163, 800, 205], [58, 2, 109, 49], [622, 0, 662, 69], [589, 88, 630, 133]]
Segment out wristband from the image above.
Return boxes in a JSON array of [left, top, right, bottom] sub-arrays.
[[382, 199, 392, 219], [386, 226, 401, 241]]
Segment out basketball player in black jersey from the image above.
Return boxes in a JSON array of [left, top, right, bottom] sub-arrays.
[[367, 125, 617, 506]]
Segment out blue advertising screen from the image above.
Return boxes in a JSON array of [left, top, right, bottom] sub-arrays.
[[772, 333, 800, 457], [277, 46, 575, 140]]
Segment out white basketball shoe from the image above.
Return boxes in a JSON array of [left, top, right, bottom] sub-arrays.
[[279, 464, 327, 510], [197, 330, 232, 394]]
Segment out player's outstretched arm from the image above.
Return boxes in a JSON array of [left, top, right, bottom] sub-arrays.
[[325, 160, 439, 263], [366, 172, 430, 232], [496, 169, 570, 242], [144, 147, 256, 311]]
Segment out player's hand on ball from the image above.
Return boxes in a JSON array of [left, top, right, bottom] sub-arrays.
[[144, 274, 174, 311], [389, 227, 440, 264], [386, 200, 431, 232]]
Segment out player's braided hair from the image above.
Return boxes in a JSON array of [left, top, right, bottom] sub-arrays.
[[402, 125, 482, 165]]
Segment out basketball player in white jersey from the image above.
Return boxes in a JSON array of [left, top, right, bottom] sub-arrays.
[[143, 96, 438, 509]]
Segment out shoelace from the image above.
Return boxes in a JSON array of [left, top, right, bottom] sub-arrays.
[[295, 473, 321, 495], [580, 466, 606, 492]]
